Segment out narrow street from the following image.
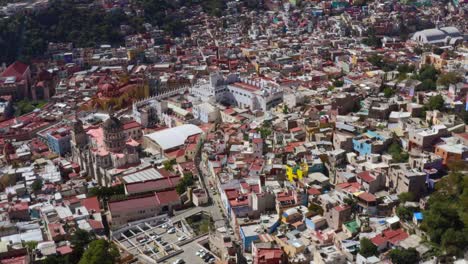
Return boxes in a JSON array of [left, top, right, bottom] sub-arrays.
[[194, 142, 228, 226]]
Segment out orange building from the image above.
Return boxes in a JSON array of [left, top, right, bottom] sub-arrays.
[[434, 140, 468, 166]]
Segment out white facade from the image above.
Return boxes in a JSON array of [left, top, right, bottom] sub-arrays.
[[191, 72, 283, 112], [193, 102, 220, 123], [411, 27, 463, 46]]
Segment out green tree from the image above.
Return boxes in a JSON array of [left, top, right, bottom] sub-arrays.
[[441, 228, 468, 257], [71, 228, 94, 248], [70, 229, 95, 263], [79, 239, 119, 264], [258, 126, 272, 139], [359, 237, 378, 257], [88, 185, 124, 199], [163, 159, 176, 171], [344, 197, 359, 215], [388, 142, 409, 163], [282, 105, 289, 114], [367, 54, 383, 67], [31, 179, 43, 193], [396, 206, 413, 221], [383, 87, 395, 98], [362, 27, 381, 48], [15, 99, 36, 116], [176, 172, 195, 195], [398, 192, 415, 203], [418, 79, 436, 91], [397, 64, 415, 74], [24, 240, 38, 251], [389, 248, 420, 264], [333, 79, 344, 87], [417, 65, 438, 82], [43, 255, 71, 264], [308, 203, 324, 216], [420, 163, 468, 257], [437, 72, 462, 87], [425, 95, 444, 111], [366, 54, 396, 71], [0, 0, 148, 64]]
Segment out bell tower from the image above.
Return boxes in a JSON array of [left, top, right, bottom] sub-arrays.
[[71, 118, 87, 147]]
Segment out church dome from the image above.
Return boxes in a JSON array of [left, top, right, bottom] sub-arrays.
[[73, 118, 85, 133], [103, 115, 122, 131]]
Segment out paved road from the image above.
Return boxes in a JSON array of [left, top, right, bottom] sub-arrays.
[[194, 142, 228, 226]]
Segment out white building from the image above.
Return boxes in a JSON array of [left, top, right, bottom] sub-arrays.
[[192, 102, 220, 123], [143, 124, 203, 154], [191, 72, 283, 112], [411, 27, 464, 46]]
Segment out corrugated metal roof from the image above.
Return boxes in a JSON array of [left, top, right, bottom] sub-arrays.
[[122, 168, 164, 183]]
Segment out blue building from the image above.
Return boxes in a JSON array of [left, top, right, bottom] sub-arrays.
[[413, 212, 423, 225], [352, 130, 390, 156], [46, 127, 71, 156], [239, 225, 260, 252], [305, 215, 327, 230], [308, 157, 325, 173]]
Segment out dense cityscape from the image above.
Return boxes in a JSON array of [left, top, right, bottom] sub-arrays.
[[0, 0, 467, 263]]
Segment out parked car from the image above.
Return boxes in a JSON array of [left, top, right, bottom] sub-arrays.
[[172, 259, 184, 264]]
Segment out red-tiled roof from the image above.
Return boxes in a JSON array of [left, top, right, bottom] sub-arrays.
[[48, 223, 65, 238], [0, 61, 28, 79], [277, 194, 294, 202], [158, 168, 175, 178], [334, 205, 350, 212], [123, 121, 141, 130], [308, 188, 321, 195], [232, 82, 260, 92], [56, 245, 73, 255], [186, 143, 197, 151], [357, 171, 376, 183], [88, 219, 104, 230], [384, 228, 409, 244], [371, 228, 408, 246], [224, 108, 235, 115], [80, 196, 101, 213], [10, 202, 28, 211], [252, 138, 263, 143], [1, 255, 28, 264], [109, 195, 158, 214], [154, 189, 180, 205], [225, 189, 240, 200], [125, 176, 181, 194], [229, 196, 249, 207], [335, 182, 362, 192], [371, 234, 387, 246], [256, 248, 283, 261], [290, 126, 303, 133], [358, 192, 376, 203]]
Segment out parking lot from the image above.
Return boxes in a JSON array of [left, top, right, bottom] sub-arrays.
[[113, 217, 189, 260], [159, 239, 212, 264], [112, 216, 216, 264]]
